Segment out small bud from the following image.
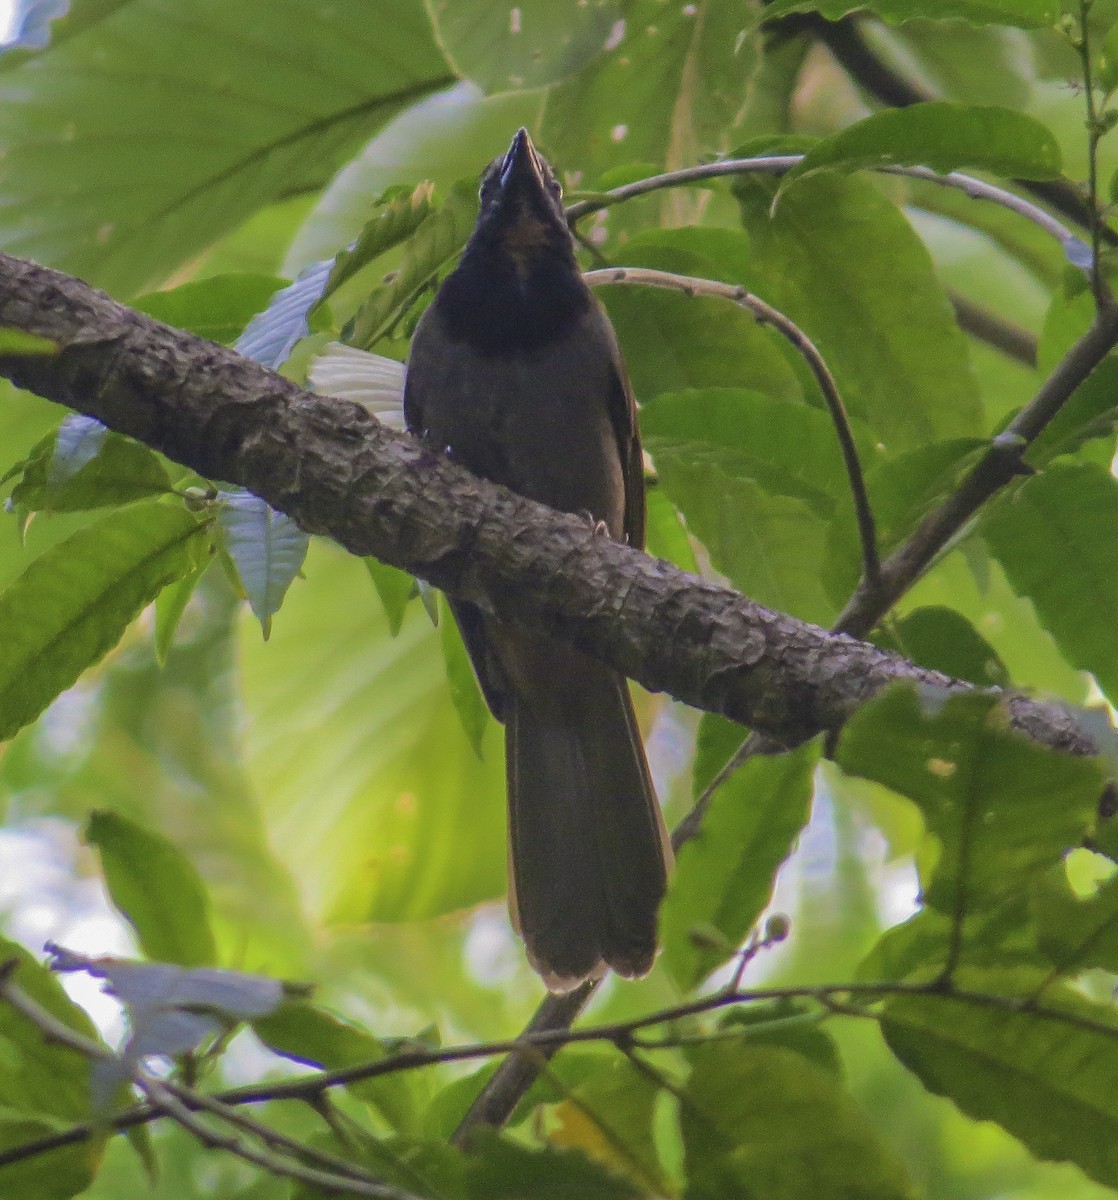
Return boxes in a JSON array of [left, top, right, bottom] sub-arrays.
[[765, 914, 791, 943]]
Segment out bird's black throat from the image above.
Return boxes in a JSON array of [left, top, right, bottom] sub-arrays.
[[435, 238, 592, 356]]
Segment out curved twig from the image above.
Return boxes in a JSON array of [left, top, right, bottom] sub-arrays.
[[564, 156, 1087, 266], [584, 265, 881, 590]]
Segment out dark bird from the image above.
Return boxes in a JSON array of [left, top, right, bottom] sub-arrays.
[[404, 128, 672, 992]]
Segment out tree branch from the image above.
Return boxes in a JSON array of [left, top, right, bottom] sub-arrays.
[[0, 251, 1093, 759]]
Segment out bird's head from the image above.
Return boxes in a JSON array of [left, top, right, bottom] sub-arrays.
[[472, 128, 572, 267]]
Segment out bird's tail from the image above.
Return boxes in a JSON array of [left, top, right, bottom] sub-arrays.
[[506, 654, 672, 992]]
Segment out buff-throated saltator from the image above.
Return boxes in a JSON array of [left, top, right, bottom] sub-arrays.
[[404, 129, 671, 992]]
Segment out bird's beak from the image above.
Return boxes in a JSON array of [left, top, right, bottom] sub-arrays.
[[499, 127, 546, 196]]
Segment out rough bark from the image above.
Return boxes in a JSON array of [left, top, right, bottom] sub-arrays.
[[0, 251, 1096, 760]]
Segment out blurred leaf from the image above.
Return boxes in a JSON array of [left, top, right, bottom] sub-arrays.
[[0, 502, 210, 743], [718, 1003, 844, 1077], [542, 0, 761, 182], [551, 1057, 667, 1193], [0, 938, 103, 1198], [10, 425, 172, 514], [84, 809, 217, 967], [780, 103, 1060, 198], [240, 543, 506, 923], [642, 487, 699, 574], [132, 274, 288, 346], [838, 687, 1104, 922], [0, 0, 453, 294], [661, 741, 818, 991], [757, 0, 1057, 24], [882, 968, 1118, 1190], [284, 86, 538, 272], [1032, 868, 1118, 976], [872, 606, 1010, 688], [253, 1000, 427, 1133], [439, 594, 490, 758], [364, 556, 415, 636], [0, 328, 58, 355], [430, 0, 621, 92], [466, 1130, 639, 1200], [217, 489, 309, 640], [349, 182, 478, 349], [736, 173, 981, 451], [682, 1040, 914, 1199], [152, 564, 207, 666], [982, 463, 1118, 706]]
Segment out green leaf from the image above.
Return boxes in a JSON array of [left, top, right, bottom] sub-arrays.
[[982, 463, 1118, 705], [643, 438, 836, 625], [643, 487, 699, 574], [466, 1130, 639, 1200], [429, 0, 621, 92], [736, 173, 982, 452], [596, 233, 804, 405], [872, 606, 1010, 689], [217, 489, 309, 640], [254, 1000, 426, 1132], [439, 594, 490, 758], [318, 182, 435, 305], [1027, 356, 1118, 463], [641, 387, 879, 511], [0, 328, 58, 355], [10, 425, 173, 514], [0, 502, 211, 743], [0, 0, 453, 294], [682, 1041, 914, 1200], [882, 968, 1118, 1189], [84, 809, 218, 967], [152, 564, 207, 666], [1032, 867, 1118, 975], [542, 0, 761, 182], [838, 687, 1104, 922], [756, 0, 1058, 26], [661, 741, 819, 991], [364, 556, 414, 636], [779, 103, 1061, 198], [132, 274, 288, 346], [349, 182, 478, 349], [0, 939, 104, 1198]]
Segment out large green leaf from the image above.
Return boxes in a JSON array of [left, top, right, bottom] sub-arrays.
[[682, 1041, 914, 1199], [132, 274, 288, 346], [0, 938, 105, 1199], [239, 542, 506, 923], [661, 740, 818, 991], [982, 463, 1118, 705], [757, 0, 1058, 25], [541, 0, 761, 181], [779, 103, 1061, 196], [0, 502, 211, 743], [882, 968, 1118, 1189], [736, 173, 982, 451], [429, 0, 621, 93], [0, 0, 454, 293], [838, 687, 1104, 922], [84, 809, 218, 967]]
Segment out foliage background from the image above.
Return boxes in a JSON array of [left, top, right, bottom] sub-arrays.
[[2, 0, 1118, 1197]]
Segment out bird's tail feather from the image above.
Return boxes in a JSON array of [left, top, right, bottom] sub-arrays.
[[506, 661, 671, 992]]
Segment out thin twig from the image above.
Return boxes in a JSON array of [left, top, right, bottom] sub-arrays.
[[6, 973, 1118, 1172], [947, 291, 1038, 367], [134, 1072, 415, 1200], [583, 265, 881, 589], [1075, 0, 1114, 310], [565, 156, 1087, 263]]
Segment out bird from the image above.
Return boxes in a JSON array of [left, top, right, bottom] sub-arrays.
[[403, 128, 672, 992]]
